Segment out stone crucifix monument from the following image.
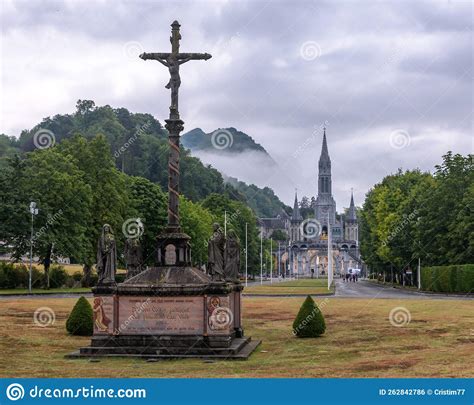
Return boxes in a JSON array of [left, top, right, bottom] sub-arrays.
[[70, 21, 260, 360]]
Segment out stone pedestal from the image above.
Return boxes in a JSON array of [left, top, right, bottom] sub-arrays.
[[68, 266, 260, 359]]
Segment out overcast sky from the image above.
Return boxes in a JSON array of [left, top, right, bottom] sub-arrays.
[[1, 0, 472, 208]]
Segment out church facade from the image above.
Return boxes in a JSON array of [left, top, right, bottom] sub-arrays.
[[259, 129, 362, 277]]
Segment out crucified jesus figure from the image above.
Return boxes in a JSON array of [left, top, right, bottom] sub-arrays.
[[139, 21, 211, 114], [154, 54, 192, 111]]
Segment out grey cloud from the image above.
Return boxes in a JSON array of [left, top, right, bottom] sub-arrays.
[[1, 0, 471, 207]]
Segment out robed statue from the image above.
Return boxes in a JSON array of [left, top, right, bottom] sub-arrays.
[[97, 224, 117, 285], [208, 223, 225, 281], [224, 229, 240, 281], [124, 237, 143, 280]]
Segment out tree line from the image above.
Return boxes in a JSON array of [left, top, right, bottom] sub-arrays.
[[0, 134, 261, 286], [359, 152, 473, 279], [0, 100, 288, 216]]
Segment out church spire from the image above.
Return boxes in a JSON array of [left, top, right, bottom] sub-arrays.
[[348, 188, 357, 221], [320, 126, 330, 162], [291, 189, 302, 221], [318, 127, 332, 195]]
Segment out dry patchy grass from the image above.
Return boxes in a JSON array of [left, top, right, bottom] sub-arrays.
[[0, 296, 472, 378], [244, 278, 333, 295]]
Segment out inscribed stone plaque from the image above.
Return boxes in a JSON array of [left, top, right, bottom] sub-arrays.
[[93, 296, 114, 335], [117, 296, 204, 335]]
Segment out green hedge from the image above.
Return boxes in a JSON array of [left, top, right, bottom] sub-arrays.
[[0, 262, 125, 289], [0, 262, 79, 289], [421, 264, 474, 293]]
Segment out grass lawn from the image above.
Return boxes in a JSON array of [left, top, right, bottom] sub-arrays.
[[1, 296, 473, 378], [244, 278, 333, 295], [0, 287, 91, 295]]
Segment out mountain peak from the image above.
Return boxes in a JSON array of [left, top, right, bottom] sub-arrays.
[[181, 127, 269, 155]]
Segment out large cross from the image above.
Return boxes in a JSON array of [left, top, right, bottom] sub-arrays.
[[139, 21, 211, 233], [140, 20, 211, 117]]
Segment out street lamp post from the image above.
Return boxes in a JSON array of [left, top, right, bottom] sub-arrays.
[[245, 222, 248, 288], [270, 238, 273, 284], [260, 227, 263, 285], [29, 202, 39, 294]]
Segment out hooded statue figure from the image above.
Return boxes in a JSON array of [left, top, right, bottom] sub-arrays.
[[208, 223, 225, 281], [97, 224, 117, 285], [224, 229, 240, 281], [124, 237, 143, 279]]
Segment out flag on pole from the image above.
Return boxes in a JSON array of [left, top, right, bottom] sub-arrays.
[[328, 213, 333, 290]]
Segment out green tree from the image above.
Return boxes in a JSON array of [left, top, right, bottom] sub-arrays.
[[126, 176, 167, 264], [202, 193, 260, 274], [179, 196, 215, 266], [58, 134, 130, 284], [0, 149, 91, 287], [416, 153, 473, 265]]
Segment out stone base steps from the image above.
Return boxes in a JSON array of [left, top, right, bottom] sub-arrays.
[[66, 338, 261, 360]]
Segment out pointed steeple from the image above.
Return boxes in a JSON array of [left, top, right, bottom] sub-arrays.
[[291, 189, 303, 221], [348, 188, 357, 221], [320, 126, 330, 162]]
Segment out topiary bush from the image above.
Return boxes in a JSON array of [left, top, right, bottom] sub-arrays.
[[292, 295, 326, 338], [66, 296, 93, 336]]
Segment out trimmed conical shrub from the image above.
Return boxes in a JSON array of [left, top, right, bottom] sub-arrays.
[[66, 296, 93, 336], [292, 295, 326, 338]]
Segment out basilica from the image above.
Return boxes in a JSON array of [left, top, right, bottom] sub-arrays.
[[259, 129, 362, 277]]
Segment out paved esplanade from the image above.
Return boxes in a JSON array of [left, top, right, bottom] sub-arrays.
[[334, 279, 473, 300], [2, 279, 472, 300]]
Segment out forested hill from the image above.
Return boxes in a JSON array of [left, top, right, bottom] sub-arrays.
[[182, 127, 271, 157], [0, 100, 286, 217], [226, 176, 290, 218]]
